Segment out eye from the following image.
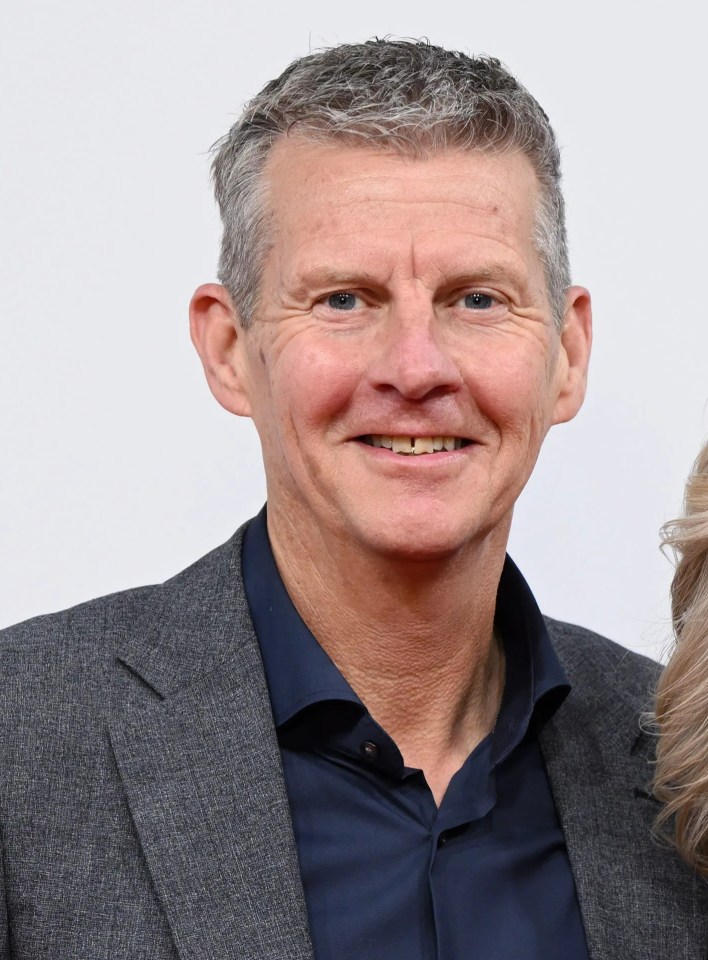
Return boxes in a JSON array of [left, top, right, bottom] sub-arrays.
[[463, 292, 495, 310], [327, 292, 358, 310]]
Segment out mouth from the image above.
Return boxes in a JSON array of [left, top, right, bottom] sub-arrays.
[[357, 435, 472, 456]]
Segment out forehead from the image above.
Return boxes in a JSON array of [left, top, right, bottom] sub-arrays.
[[263, 137, 541, 248]]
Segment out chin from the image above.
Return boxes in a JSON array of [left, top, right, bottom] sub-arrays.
[[350, 516, 483, 565], [342, 490, 513, 564]]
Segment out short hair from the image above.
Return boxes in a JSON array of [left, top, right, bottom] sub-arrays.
[[211, 39, 570, 330], [654, 440, 708, 874]]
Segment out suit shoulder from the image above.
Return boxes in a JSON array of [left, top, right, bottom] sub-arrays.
[[0, 584, 157, 664], [544, 615, 661, 705], [0, 532, 243, 670]]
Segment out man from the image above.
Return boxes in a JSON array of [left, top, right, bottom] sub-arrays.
[[0, 39, 705, 960]]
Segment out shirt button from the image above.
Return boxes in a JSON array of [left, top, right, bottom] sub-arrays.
[[360, 740, 379, 760], [437, 832, 448, 848]]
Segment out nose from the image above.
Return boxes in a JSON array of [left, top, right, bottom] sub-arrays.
[[367, 304, 463, 400]]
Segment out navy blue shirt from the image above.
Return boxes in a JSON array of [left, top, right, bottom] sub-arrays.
[[242, 509, 589, 960]]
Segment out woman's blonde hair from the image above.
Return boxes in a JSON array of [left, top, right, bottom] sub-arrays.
[[654, 440, 708, 873]]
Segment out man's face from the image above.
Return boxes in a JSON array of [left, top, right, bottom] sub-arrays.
[[224, 139, 589, 561]]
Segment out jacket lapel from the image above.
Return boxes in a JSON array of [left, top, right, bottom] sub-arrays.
[[541, 627, 708, 960], [109, 528, 314, 960]]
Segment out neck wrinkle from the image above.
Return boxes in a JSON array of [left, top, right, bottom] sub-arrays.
[[266, 502, 510, 789]]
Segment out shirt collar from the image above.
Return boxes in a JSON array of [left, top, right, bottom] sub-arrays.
[[491, 553, 570, 765], [242, 507, 569, 753], [242, 507, 361, 726]]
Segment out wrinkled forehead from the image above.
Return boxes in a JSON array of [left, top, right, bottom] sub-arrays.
[[259, 137, 544, 285], [264, 134, 541, 218]]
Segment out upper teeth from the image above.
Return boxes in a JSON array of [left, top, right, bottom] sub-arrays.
[[369, 435, 462, 454]]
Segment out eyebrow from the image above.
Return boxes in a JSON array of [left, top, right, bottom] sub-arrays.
[[446, 266, 530, 290], [289, 267, 389, 299]]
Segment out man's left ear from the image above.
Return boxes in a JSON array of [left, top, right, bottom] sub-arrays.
[[551, 286, 592, 425]]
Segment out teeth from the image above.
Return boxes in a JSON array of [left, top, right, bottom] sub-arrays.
[[367, 435, 465, 456], [392, 436, 413, 454], [413, 437, 434, 455]]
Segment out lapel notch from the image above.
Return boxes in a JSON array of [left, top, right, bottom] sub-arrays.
[[109, 528, 314, 960]]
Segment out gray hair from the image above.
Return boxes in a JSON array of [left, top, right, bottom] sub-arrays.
[[211, 39, 570, 329]]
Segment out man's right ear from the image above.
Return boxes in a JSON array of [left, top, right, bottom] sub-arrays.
[[189, 283, 253, 418]]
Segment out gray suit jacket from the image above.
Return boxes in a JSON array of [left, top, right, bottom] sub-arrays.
[[1, 524, 706, 959]]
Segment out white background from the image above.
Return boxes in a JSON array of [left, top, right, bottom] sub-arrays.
[[1, 0, 706, 660]]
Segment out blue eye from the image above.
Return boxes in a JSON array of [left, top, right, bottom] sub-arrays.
[[327, 292, 357, 310], [464, 293, 494, 310]]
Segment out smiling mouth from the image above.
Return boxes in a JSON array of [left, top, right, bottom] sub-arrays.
[[358, 435, 472, 455]]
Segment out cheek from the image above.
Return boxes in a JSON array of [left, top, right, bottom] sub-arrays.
[[267, 338, 364, 437], [470, 348, 557, 440]]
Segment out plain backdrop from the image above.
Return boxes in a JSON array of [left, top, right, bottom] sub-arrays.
[[2, 0, 707, 661]]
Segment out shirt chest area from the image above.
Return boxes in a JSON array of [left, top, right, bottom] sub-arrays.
[[279, 711, 588, 960]]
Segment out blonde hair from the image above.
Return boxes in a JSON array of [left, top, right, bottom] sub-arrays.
[[654, 440, 708, 873]]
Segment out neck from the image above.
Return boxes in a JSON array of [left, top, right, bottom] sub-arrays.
[[266, 505, 510, 804]]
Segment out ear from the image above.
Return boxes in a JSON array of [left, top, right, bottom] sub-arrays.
[[189, 283, 253, 417], [551, 286, 593, 425]]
